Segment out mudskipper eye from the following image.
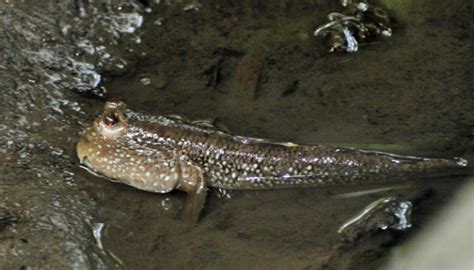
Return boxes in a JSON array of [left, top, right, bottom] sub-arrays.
[[104, 114, 119, 127]]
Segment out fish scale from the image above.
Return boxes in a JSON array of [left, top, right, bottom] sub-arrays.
[[77, 101, 468, 220]]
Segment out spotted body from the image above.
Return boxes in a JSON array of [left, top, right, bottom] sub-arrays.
[[77, 101, 468, 220]]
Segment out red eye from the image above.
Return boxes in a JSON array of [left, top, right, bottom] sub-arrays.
[[104, 114, 118, 127]]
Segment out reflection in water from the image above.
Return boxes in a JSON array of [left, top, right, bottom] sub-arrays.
[[92, 222, 106, 250], [314, 0, 392, 52], [338, 196, 412, 237]]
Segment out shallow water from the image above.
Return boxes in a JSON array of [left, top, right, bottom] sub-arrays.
[[1, 0, 473, 269]]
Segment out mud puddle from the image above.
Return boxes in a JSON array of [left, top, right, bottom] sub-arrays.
[[92, 1, 473, 269]]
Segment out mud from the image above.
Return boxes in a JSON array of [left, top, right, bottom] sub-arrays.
[[0, 0, 473, 269]]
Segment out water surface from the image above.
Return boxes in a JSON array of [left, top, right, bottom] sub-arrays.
[[0, 0, 472, 269]]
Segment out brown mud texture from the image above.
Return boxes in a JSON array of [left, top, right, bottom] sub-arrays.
[[1, 0, 473, 269]]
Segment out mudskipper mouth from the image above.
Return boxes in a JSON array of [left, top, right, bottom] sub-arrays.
[[78, 155, 89, 166], [78, 156, 97, 175], [78, 155, 122, 183]]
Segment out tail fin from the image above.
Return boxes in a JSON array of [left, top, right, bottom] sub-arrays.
[[393, 156, 469, 178]]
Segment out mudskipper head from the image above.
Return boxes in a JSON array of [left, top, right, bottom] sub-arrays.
[[76, 100, 128, 166], [76, 100, 180, 194]]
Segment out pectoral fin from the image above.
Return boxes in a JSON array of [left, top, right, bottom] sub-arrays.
[[176, 158, 208, 222]]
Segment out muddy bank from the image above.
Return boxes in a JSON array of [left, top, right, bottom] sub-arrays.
[[1, 0, 145, 268]]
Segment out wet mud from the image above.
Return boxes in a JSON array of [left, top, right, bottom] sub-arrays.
[[1, 0, 473, 269]]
